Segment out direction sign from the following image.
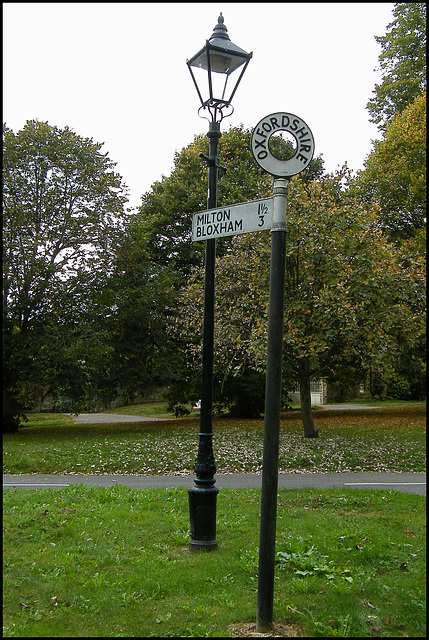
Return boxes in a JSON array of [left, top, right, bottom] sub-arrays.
[[192, 197, 273, 242], [251, 112, 314, 177]]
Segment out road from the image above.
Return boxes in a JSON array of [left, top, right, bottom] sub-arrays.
[[3, 472, 426, 494]]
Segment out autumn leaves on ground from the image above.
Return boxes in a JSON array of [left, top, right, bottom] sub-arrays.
[[3, 403, 426, 476]]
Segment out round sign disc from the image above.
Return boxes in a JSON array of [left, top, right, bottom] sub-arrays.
[[251, 112, 315, 177]]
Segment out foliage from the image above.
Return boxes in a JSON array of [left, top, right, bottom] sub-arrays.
[[352, 89, 426, 399], [157, 127, 323, 421], [135, 124, 323, 284], [102, 225, 177, 404], [393, 330, 426, 401], [135, 136, 208, 282], [169, 169, 425, 434], [2, 410, 28, 434], [387, 377, 412, 401], [366, 2, 426, 131], [281, 171, 425, 377], [275, 540, 353, 582], [353, 92, 426, 240], [2, 120, 129, 427], [212, 367, 266, 418]]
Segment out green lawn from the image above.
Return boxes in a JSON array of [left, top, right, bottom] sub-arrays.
[[3, 402, 426, 636], [3, 403, 426, 475], [99, 398, 418, 416], [3, 485, 426, 637]]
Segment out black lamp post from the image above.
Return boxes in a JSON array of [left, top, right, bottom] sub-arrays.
[[187, 14, 252, 551]]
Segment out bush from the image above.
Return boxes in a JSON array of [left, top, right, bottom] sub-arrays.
[[3, 412, 28, 433], [388, 378, 412, 400], [172, 404, 190, 418], [213, 368, 265, 418]]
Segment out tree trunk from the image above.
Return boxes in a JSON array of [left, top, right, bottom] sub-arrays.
[[3, 385, 22, 433], [299, 374, 319, 438]]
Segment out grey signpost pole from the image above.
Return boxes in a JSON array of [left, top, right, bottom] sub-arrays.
[[250, 112, 315, 632], [190, 110, 314, 619], [256, 177, 289, 632]]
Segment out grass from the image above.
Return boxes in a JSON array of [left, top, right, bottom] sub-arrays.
[[3, 403, 426, 475], [324, 398, 418, 406], [3, 485, 426, 637], [3, 402, 426, 636]]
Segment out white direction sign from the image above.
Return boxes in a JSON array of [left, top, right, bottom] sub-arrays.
[[192, 198, 273, 242], [251, 112, 314, 177]]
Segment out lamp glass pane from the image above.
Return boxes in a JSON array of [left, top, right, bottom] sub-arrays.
[[209, 52, 233, 73], [189, 64, 229, 104]]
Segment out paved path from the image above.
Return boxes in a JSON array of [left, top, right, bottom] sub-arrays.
[[71, 404, 379, 424], [71, 413, 163, 423], [3, 472, 425, 494], [320, 404, 378, 410]]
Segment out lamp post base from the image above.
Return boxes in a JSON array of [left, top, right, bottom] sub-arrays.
[[188, 485, 219, 552], [189, 539, 218, 552]]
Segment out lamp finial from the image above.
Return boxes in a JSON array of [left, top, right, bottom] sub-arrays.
[[210, 13, 230, 41]]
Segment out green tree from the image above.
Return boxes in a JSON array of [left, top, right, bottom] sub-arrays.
[[102, 224, 177, 404], [351, 91, 426, 395], [170, 170, 425, 436], [3, 120, 129, 430], [136, 124, 323, 283], [135, 125, 323, 418], [353, 91, 426, 240], [367, 2, 426, 131]]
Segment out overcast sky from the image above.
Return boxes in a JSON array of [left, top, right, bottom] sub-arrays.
[[3, 2, 394, 210]]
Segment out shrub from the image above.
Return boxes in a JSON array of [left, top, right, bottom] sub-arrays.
[[388, 378, 412, 400], [3, 412, 27, 434]]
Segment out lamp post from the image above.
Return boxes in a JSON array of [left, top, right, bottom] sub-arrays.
[[187, 14, 252, 551]]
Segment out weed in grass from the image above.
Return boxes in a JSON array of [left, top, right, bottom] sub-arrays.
[[275, 538, 354, 583], [303, 609, 357, 637]]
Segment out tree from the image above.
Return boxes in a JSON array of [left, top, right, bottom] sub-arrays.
[[101, 223, 177, 404], [353, 91, 426, 240], [3, 120, 129, 430], [367, 2, 426, 131], [136, 124, 323, 283], [170, 170, 425, 436], [353, 89, 426, 396], [135, 125, 323, 419]]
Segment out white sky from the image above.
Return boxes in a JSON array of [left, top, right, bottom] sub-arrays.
[[3, 2, 394, 211]]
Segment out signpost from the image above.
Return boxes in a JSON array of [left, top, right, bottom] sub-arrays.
[[190, 110, 314, 631], [192, 198, 273, 241], [250, 112, 315, 178], [251, 112, 315, 633]]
